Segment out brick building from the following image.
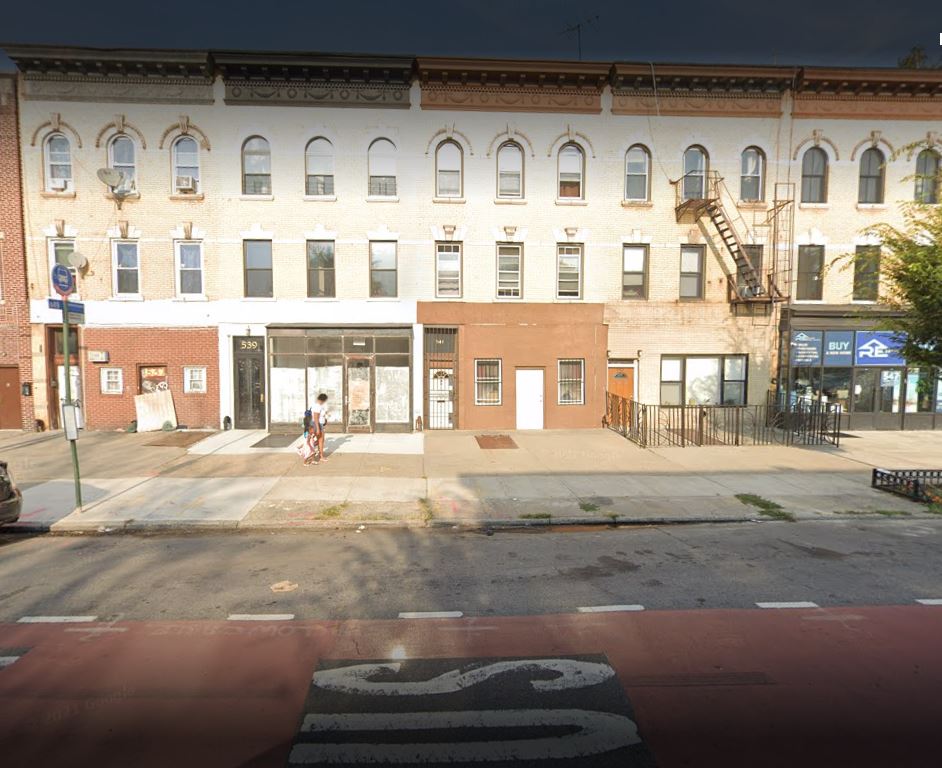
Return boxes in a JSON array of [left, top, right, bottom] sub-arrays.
[[5, 46, 942, 431], [0, 74, 35, 430]]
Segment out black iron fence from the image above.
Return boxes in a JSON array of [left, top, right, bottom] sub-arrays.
[[872, 468, 942, 504], [605, 392, 842, 448]]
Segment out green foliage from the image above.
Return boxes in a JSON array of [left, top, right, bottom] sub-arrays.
[[735, 493, 796, 522], [862, 203, 942, 368], [898, 46, 942, 69]]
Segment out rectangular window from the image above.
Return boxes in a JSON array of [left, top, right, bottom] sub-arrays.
[[558, 359, 585, 405], [738, 244, 764, 296], [679, 245, 704, 299], [50, 240, 78, 291], [474, 359, 502, 405], [853, 245, 880, 301], [497, 244, 522, 298], [100, 367, 123, 395], [176, 241, 203, 296], [557, 244, 582, 299], [113, 241, 139, 296], [370, 241, 397, 298], [243, 240, 273, 298], [796, 245, 824, 300], [622, 244, 647, 299], [435, 242, 462, 298], [307, 240, 336, 298], [183, 366, 207, 394], [660, 355, 748, 405]]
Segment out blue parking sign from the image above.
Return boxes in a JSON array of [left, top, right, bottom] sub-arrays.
[[51, 264, 75, 296]]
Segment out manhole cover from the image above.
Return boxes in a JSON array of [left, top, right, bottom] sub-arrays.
[[475, 434, 518, 449]]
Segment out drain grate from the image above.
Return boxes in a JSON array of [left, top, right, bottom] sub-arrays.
[[475, 434, 518, 449]]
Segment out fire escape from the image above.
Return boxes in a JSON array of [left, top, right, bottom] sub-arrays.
[[674, 171, 794, 311]]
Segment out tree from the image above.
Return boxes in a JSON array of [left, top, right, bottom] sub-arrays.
[[898, 45, 941, 69], [863, 204, 942, 368]]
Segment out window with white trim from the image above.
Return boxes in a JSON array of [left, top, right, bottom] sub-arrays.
[[557, 244, 582, 299], [436, 140, 462, 198], [497, 244, 522, 298], [625, 145, 650, 201], [474, 359, 501, 405], [44, 133, 72, 192], [622, 244, 647, 299], [100, 368, 123, 395], [858, 147, 885, 204], [679, 245, 704, 300], [368, 138, 397, 196], [801, 147, 827, 203], [242, 136, 271, 195], [49, 239, 78, 293], [660, 355, 747, 406], [369, 241, 397, 298], [305, 138, 334, 196], [682, 146, 708, 200], [109, 135, 136, 192], [914, 149, 940, 204], [183, 366, 207, 394], [435, 242, 461, 298], [558, 143, 584, 199], [740, 147, 764, 202], [497, 142, 523, 198], [113, 241, 140, 296], [172, 136, 200, 193], [175, 241, 203, 296], [558, 359, 585, 405]]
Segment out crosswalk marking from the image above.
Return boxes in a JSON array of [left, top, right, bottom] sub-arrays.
[[577, 605, 645, 613], [398, 611, 463, 619], [756, 602, 819, 609], [17, 615, 98, 623], [227, 613, 295, 621], [915, 599, 942, 606]]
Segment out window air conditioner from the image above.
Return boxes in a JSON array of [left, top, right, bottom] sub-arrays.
[[175, 176, 196, 192], [50, 179, 68, 191]]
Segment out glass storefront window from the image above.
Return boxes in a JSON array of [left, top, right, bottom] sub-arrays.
[[344, 336, 374, 353], [375, 336, 410, 353], [375, 354, 410, 424], [307, 335, 342, 353], [685, 358, 721, 405], [878, 369, 902, 413], [792, 366, 821, 401], [905, 368, 935, 413], [853, 368, 876, 412], [270, 355, 306, 424], [307, 354, 343, 424], [821, 368, 852, 411]]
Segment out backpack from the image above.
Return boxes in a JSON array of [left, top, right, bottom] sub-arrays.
[[303, 408, 313, 430]]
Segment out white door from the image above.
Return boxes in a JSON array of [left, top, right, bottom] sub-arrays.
[[515, 369, 544, 430]]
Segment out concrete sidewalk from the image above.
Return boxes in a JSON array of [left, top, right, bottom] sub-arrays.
[[3, 428, 940, 533]]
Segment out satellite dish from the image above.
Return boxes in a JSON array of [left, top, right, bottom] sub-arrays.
[[97, 167, 123, 188], [68, 251, 88, 270]]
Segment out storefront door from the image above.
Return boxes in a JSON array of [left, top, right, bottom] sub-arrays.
[[346, 357, 372, 433], [234, 337, 265, 429]]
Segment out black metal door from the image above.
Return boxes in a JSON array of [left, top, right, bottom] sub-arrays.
[[234, 337, 265, 429]]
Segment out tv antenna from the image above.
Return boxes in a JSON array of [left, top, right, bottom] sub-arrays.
[[562, 15, 600, 60]]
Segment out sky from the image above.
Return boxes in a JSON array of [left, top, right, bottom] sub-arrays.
[[1, 0, 940, 69]]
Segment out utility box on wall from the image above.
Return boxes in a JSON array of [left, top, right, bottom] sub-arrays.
[[87, 350, 110, 363]]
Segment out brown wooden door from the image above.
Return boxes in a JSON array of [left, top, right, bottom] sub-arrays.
[[608, 366, 634, 401], [0, 367, 21, 429]]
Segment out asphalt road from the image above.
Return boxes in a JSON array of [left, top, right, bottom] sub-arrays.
[[1, 517, 941, 621]]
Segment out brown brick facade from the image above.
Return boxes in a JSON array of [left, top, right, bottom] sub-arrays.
[[79, 327, 219, 430], [0, 75, 35, 430]]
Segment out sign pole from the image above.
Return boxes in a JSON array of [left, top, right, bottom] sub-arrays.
[[61, 294, 83, 510]]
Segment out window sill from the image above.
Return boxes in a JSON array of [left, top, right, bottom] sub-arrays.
[[432, 197, 466, 204], [304, 195, 337, 202], [793, 299, 825, 304], [856, 203, 888, 211], [304, 297, 340, 302], [621, 200, 652, 208], [558, 402, 586, 407], [851, 299, 879, 304], [495, 296, 523, 301], [41, 191, 76, 199], [474, 402, 503, 407], [170, 193, 204, 201], [798, 203, 829, 210], [367, 196, 399, 203], [678, 297, 704, 302], [101, 392, 124, 396], [106, 192, 140, 202], [367, 297, 401, 302], [555, 297, 583, 302], [242, 296, 276, 301], [240, 194, 274, 201], [173, 295, 208, 302], [183, 391, 208, 396], [737, 200, 767, 209], [494, 197, 526, 205], [556, 199, 588, 206], [110, 295, 143, 302]]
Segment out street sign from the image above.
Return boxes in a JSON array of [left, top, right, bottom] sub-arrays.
[[51, 264, 75, 296], [48, 298, 85, 313]]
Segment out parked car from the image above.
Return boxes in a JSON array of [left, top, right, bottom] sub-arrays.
[[0, 461, 22, 525]]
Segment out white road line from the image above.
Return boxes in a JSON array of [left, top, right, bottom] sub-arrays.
[[398, 611, 463, 619], [577, 605, 645, 613], [17, 615, 98, 623], [0, 656, 21, 669], [227, 613, 296, 621], [915, 599, 942, 606], [756, 602, 819, 609]]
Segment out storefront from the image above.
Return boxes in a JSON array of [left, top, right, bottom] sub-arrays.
[[783, 309, 942, 430], [267, 326, 414, 433]]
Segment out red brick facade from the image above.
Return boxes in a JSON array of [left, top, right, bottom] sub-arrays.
[[0, 75, 35, 430], [79, 327, 220, 430]]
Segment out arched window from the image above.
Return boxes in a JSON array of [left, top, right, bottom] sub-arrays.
[[436, 140, 462, 198], [305, 138, 334, 196], [558, 143, 584, 199], [172, 136, 200, 193], [109, 135, 136, 192], [858, 147, 885, 204], [368, 138, 397, 197], [740, 147, 765, 202], [44, 133, 72, 192], [625, 144, 650, 201], [682, 146, 707, 200], [801, 147, 828, 203], [242, 136, 271, 195], [497, 142, 523, 198], [915, 149, 940, 204]]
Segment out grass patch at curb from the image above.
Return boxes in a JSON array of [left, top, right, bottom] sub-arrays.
[[319, 503, 348, 518], [418, 497, 435, 523], [841, 509, 911, 517], [579, 501, 600, 513], [735, 493, 796, 522], [520, 513, 552, 520]]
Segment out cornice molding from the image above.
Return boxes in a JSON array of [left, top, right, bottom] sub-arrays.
[[223, 80, 410, 108], [19, 75, 214, 104], [793, 94, 942, 120], [611, 92, 783, 117], [421, 85, 601, 114]]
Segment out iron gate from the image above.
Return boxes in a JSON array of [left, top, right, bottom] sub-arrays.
[[424, 327, 457, 429]]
